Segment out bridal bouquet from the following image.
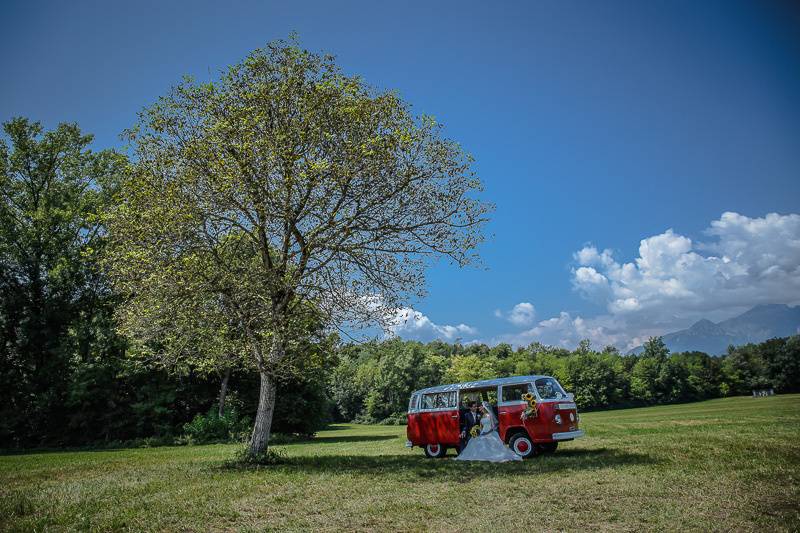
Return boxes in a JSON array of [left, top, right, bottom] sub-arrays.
[[521, 392, 538, 421], [470, 425, 480, 438]]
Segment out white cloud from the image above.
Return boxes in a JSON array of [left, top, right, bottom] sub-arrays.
[[559, 211, 800, 348], [498, 211, 800, 351], [495, 302, 537, 327], [387, 307, 477, 343], [386, 212, 800, 351], [574, 246, 615, 268], [571, 212, 800, 326], [494, 312, 628, 350]]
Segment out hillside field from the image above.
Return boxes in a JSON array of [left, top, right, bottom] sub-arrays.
[[1, 395, 798, 531]]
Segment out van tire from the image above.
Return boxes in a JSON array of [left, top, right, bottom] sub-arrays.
[[509, 433, 537, 459], [423, 444, 447, 458]]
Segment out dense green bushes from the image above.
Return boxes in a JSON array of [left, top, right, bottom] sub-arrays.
[[182, 408, 251, 444]]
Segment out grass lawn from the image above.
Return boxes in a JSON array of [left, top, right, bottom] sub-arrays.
[[2, 395, 799, 532]]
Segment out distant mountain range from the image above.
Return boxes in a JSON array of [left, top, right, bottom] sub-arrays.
[[628, 304, 800, 355]]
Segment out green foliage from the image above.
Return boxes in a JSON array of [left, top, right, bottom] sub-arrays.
[[0, 117, 125, 447], [327, 335, 800, 422], [335, 339, 448, 423], [642, 336, 670, 360], [182, 407, 250, 444], [227, 445, 286, 467], [445, 354, 497, 383]]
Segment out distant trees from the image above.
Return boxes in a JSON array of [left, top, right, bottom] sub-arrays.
[[445, 354, 497, 383], [0, 118, 124, 446], [330, 339, 448, 423], [0, 117, 340, 449], [327, 334, 800, 422]]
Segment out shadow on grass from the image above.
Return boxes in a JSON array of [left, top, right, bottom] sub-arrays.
[[306, 435, 398, 444], [220, 447, 657, 480]]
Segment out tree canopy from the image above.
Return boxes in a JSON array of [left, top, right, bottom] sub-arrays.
[[104, 39, 491, 455], [0, 117, 123, 446]]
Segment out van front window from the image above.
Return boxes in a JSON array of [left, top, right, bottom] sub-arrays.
[[534, 378, 566, 400]]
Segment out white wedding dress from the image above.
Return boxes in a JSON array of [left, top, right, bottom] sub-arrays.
[[455, 411, 522, 462]]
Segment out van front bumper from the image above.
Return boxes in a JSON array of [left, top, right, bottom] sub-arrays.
[[552, 430, 585, 441]]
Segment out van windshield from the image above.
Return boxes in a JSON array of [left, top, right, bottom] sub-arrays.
[[534, 378, 566, 400]]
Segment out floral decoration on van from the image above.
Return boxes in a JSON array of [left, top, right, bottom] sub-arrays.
[[521, 392, 538, 421]]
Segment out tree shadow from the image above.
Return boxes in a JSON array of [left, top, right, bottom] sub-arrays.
[[219, 447, 657, 480], [305, 435, 398, 444]]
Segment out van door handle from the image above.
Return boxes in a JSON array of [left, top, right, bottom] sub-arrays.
[[451, 415, 459, 418], [499, 411, 508, 414]]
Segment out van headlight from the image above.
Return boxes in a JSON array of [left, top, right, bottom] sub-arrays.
[[554, 414, 563, 424]]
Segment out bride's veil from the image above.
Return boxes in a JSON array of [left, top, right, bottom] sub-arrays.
[[481, 401, 497, 426]]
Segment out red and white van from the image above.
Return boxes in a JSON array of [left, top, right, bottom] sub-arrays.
[[405, 375, 584, 459]]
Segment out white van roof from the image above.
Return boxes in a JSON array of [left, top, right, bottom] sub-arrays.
[[411, 375, 551, 396]]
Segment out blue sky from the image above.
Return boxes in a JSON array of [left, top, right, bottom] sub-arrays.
[[2, 1, 799, 349]]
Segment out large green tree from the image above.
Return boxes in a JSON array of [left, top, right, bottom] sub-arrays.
[[104, 39, 490, 456], [0, 118, 123, 446]]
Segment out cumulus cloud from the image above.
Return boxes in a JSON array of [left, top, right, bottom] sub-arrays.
[[387, 307, 477, 343], [495, 302, 537, 326], [572, 212, 800, 326], [494, 312, 624, 349], [388, 212, 800, 351], [498, 212, 800, 350]]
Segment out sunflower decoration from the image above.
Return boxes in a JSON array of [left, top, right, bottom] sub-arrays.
[[470, 425, 480, 438], [521, 392, 538, 421]]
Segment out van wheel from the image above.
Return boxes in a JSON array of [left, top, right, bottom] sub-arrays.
[[509, 433, 536, 459], [423, 444, 447, 458], [538, 442, 558, 454]]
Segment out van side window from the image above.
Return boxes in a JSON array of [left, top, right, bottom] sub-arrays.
[[408, 393, 419, 412], [442, 391, 457, 408], [421, 391, 457, 410], [501, 383, 530, 403], [421, 393, 436, 410]]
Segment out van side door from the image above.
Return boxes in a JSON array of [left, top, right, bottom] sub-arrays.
[[420, 391, 460, 446], [497, 383, 531, 441]]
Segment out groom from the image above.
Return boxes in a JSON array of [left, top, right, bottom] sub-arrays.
[[459, 401, 481, 453]]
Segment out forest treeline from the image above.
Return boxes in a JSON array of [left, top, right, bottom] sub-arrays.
[[332, 335, 800, 424], [1, 117, 798, 449]]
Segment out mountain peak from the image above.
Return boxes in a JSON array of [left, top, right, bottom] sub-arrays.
[[628, 304, 800, 355], [687, 318, 725, 335]]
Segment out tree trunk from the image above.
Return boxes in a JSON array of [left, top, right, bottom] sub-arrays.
[[217, 367, 231, 417], [248, 369, 277, 456]]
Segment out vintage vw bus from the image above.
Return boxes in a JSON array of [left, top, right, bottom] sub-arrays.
[[405, 375, 584, 459]]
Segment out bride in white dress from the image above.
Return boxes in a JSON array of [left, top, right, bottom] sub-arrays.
[[455, 401, 522, 462]]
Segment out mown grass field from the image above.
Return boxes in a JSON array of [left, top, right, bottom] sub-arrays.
[[2, 395, 799, 532]]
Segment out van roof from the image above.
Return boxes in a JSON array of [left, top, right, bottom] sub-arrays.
[[411, 375, 552, 396]]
